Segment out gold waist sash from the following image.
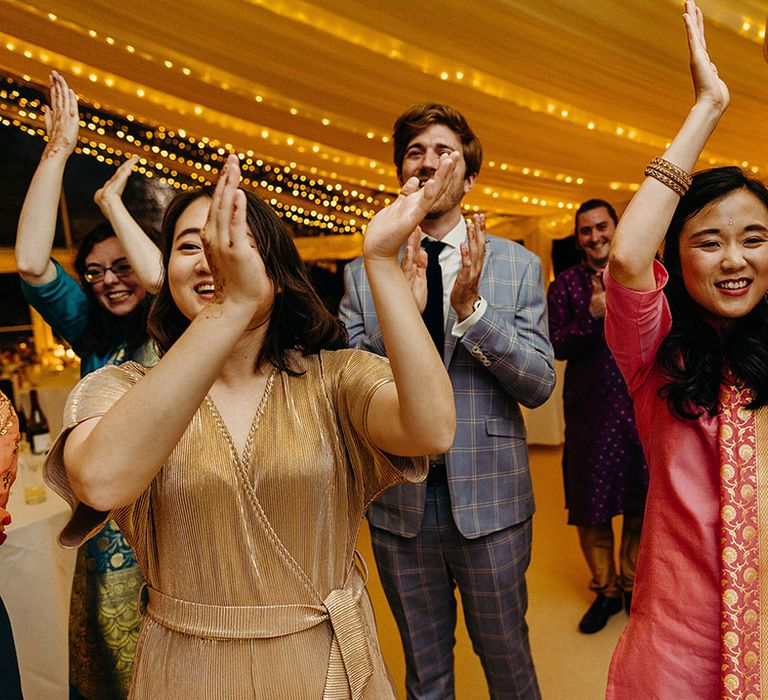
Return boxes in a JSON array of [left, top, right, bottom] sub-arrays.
[[144, 557, 373, 699]]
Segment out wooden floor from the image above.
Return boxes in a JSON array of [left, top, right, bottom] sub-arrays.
[[357, 445, 626, 700]]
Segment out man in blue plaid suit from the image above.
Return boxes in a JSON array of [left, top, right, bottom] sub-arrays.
[[339, 104, 555, 699]]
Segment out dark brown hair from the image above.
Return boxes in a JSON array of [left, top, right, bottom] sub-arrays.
[[574, 199, 618, 235], [392, 103, 482, 180], [147, 186, 347, 374], [73, 223, 152, 357]]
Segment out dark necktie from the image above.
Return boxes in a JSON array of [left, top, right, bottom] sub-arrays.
[[421, 239, 447, 354]]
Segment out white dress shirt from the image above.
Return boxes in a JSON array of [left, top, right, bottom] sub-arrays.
[[421, 217, 487, 338]]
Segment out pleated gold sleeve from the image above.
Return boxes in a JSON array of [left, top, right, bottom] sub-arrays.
[[46, 350, 428, 699]]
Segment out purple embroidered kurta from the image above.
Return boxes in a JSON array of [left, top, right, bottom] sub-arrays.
[[547, 263, 647, 526]]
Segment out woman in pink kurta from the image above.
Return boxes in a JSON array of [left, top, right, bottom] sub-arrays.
[[604, 3, 768, 698], [604, 261, 721, 695]]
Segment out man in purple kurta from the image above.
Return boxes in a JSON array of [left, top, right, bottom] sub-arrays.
[[547, 199, 648, 634]]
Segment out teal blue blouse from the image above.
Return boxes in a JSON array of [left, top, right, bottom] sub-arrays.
[[21, 260, 156, 377]]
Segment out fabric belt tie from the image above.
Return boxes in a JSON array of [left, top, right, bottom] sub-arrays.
[[144, 553, 373, 699], [322, 587, 373, 699]]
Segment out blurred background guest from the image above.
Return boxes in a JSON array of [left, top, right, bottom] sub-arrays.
[[0, 390, 23, 700], [14, 72, 161, 699], [547, 199, 648, 634]]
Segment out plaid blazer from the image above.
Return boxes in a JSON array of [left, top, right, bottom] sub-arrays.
[[339, 235, 555, 539]]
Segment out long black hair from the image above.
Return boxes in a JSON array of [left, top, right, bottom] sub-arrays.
[[657, 166, 768, 419], [73, 223, 152, 357], [147, 186, 347, 374]]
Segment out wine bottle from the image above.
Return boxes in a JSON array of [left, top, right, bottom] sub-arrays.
[[16, 406, 28, 442], [28, 390, 51, 455]]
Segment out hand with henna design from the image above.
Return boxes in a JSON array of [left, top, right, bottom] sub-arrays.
[[42, 71, 79, 161], [94, 156, 138, 217], [15, 71, 82, 285]]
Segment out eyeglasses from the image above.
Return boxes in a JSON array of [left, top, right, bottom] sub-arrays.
[[84, 260, 134, 284]]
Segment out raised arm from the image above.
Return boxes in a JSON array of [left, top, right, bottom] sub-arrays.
[[15, 71, 78, 285], [340, 228, 426, 356], [363, 155, 458, 456], [63, 156, 269, 510], [609, 0, 729, 291], [94, 157, 164, 293]]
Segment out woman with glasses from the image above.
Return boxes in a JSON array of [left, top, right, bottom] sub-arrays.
[[15, 71, 161, 699]]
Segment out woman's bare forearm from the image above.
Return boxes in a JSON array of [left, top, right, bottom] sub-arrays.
[[365, 255, 455, 456], [609, 103, 723, 291], [64, 300, 252, 510], [15, 154, 67, 283], [100, 196, 164, 293]]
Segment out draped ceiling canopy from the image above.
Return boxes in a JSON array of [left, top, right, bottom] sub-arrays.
[[0, 0, 767, 262]]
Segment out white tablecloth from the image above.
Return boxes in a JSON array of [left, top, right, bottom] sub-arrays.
[[0, 483, 76, 700]]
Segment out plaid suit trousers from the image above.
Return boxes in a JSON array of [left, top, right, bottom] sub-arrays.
[[370, 482, 541, 699]]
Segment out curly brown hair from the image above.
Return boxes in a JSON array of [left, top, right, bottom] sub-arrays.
[[392, 103, 482, 181]]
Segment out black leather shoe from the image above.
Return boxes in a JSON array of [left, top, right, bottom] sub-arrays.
[[578, 594, 623, 634], [624, 590, 632, 615]]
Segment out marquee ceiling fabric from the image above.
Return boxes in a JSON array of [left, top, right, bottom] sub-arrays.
[[0, 0, 767, 240]]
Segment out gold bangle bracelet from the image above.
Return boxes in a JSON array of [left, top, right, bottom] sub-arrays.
[[645, 163, 689, 189], [644, 165, 689, 197], [648, 157, 692, 189]]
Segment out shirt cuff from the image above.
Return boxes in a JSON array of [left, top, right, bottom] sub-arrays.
[[451, 297, 487, 337]]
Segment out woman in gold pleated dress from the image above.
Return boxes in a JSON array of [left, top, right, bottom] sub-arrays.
[[46, 152, 458, 698]]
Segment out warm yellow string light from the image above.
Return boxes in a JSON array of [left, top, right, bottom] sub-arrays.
[[0, 47, 601, 215], [4, 0, 765, 193]]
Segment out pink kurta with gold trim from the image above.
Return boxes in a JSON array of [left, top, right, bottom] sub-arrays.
[[604, 261, 721, 699]]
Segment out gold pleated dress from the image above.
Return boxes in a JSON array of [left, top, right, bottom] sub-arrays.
[[46, 349, 427, 699]]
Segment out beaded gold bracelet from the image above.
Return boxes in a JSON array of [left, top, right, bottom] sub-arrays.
[[651, 157, 691, 185], [644, 157, 692, 197], [645, 166, 688, 197], [645, 159, 691, 194]]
